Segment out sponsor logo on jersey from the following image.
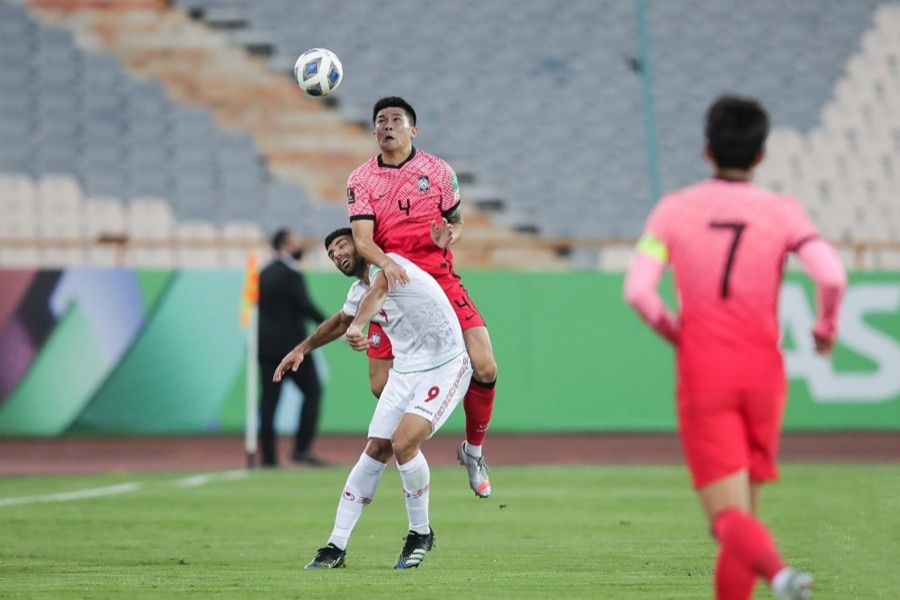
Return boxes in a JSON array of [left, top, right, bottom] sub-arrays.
[[414, 405, 434, 417], [370, 332, 381, 347], [346, 187, 355, 204], [418, 176, 430, 191]]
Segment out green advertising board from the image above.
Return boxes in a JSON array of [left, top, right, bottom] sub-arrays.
[[0, 269, 897, 436]]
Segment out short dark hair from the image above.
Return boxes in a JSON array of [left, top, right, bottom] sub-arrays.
[[705, 95, 769, 170], [372, 96, 417, 126], [324, 227, 353, 250], [271, 228, 291, 251]]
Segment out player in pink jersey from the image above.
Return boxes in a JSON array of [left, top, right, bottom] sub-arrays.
[[346, 96, 496, 498], [624, 96, 846, 600]]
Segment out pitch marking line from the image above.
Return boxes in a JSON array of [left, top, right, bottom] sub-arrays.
[[0, 470, 251, 508], [175, 469, 249, 488], [0, 482, 143, 508]]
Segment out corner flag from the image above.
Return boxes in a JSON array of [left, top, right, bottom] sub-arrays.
[[240, 249, 260, 468], [239, 249, 259, 329]]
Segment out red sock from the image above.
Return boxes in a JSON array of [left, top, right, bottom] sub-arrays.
[[715, 548, 757, 600], [712, 508, 785, 584], [463, 379, 495, 446]]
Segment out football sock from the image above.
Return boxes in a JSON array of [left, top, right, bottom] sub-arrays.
[[463, 378, 496, 447], [771, 567, 803, 596], [463, 441, 483, 458], [715, 548, 757, 600], [712, 508, 785, 583], [397, 451, 431, 535], [328, 452, 386, 550]]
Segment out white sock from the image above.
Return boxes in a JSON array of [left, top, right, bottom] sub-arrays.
[[772, 567, 791, 593], [397, 451, 431, 535], [771, 567, 796, 594], [327, 452, 386, 550], [464, 441, 482, 458]]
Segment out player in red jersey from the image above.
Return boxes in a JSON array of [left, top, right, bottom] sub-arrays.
[[624, 96, 846, 600], [346, 96, 496, 498]]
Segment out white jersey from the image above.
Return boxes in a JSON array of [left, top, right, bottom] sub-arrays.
[[342, 253, 466, 373]]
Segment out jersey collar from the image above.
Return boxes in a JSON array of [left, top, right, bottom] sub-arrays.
[[377, 147, 417, 169]]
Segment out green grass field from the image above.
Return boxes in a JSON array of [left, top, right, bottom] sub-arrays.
[[0, 464, 897, 599]]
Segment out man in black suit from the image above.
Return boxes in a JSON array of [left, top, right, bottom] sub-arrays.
[[258, 228, 328, 467]]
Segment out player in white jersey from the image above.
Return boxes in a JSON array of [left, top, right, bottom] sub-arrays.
[[273, 227, 472, 570]]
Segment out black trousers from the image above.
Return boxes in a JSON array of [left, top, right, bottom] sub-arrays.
[[258, 355, 323, 465]]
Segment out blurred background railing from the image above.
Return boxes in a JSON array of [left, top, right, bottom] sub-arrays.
[[1, 235, 899, 271]]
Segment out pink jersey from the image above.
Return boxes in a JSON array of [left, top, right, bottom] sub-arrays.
[[644, 178, 820, 390], [347, 148, 461, 277]]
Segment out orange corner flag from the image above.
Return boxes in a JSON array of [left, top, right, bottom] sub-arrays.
[[239, 249, 259, 328]]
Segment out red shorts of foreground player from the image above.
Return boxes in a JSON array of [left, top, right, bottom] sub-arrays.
[[677, 383, 786, 489], [367, 273, 485, 359]]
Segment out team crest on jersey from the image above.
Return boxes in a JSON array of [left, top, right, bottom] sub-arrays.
[[370, 332, 382, 347], [346, 187, 355, 204], [418, 176, 430, 192]]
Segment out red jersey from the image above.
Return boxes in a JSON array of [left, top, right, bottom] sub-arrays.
[[347, 148, 461, 277], [644, 178, 820, 390]]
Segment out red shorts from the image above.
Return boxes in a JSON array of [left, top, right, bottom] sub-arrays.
[[677, 384, 786, 489], [366, 273, 485, 360], [366, 321, 393, 359]]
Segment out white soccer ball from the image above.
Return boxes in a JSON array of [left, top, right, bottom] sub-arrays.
[[293, 48, 343, 97]]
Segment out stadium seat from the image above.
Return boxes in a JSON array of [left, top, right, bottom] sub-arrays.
[[83, 196, 127, 265], [0, 200, 36, 237], [126, 197, 176, 268], [38, 175, 82, 209], [176, 220, 221, 267], [128, 197, 175, 235], [221, 220, 265, 267], [0, 174, 38, 204]]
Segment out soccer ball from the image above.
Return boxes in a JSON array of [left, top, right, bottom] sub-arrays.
[[293, 48, 343, 97]]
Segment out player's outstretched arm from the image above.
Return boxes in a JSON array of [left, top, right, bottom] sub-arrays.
[[796, 238, 847, 355], [273, 311, 354, 381]]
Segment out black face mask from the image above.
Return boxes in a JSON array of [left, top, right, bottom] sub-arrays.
[[290, 249, 304, 261]]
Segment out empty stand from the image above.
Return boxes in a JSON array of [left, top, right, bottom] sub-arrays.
[[1, 0, 898, 269], [0, 0, 316, 243]]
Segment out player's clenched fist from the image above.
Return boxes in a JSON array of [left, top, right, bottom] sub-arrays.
[[345, 324, 369, 351]]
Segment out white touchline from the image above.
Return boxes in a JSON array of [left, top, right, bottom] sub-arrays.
[[0, 470, 251, 507], [175, 470, 249, 488], [0, 482, 143, 508]]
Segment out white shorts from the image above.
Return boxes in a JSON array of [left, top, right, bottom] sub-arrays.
[[368, 353, 472, 440]]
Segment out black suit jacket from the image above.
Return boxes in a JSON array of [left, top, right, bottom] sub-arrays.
[[257, 259, 327, 362]]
